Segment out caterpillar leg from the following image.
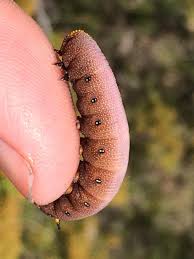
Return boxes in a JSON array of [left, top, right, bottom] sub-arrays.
[[65, 185, 73, 194], [53, 48, 66, 70], [55, 218, 61, 230], [76, 116, 81, 130], [54, 48, 63, 56], [79, 145, 83, 156], [73, 171, 79, 183], [54, 61, 65, 69], [60, 71, 69, 81]]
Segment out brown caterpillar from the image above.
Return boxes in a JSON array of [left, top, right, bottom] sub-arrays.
[[39, 30, 130, 223]]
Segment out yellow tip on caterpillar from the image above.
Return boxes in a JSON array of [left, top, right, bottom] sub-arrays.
[[66, 29, 89, 40], [68, 29, 85, 37], [61, 30, 88, 50], [55, 218, 61, 230]]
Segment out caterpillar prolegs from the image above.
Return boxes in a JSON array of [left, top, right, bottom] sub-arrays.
[[39, 30, 130, 223]]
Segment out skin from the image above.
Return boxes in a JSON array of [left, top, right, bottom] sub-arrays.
[[0, 0, 80, 205]]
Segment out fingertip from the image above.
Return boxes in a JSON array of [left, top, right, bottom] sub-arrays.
[[0, 1, 80, 205]]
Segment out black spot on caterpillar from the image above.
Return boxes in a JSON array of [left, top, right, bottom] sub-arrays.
[[40, 30, 130, 222]]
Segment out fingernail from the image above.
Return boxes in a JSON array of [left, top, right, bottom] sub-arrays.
[[0, 139, 34, 201]]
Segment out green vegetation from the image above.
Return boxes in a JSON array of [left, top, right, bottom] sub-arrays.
[[1, 0, 194, 258]]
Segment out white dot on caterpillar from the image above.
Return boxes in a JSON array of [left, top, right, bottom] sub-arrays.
[[95, 119, 101, 126], [84, 202, 90, 207], [95, 178, 102, 184], [84, 75, 91, 82], [65, 211, 70, 216], [91, 97, 97, 103], [98, 148, 105, 154]]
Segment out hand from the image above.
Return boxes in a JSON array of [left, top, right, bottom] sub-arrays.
[[0, 0, 80, 205]]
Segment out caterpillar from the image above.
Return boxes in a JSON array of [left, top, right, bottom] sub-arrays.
[[39, 30, 130, 224]]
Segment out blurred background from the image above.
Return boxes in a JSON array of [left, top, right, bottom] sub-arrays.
[[0, 0, 194, 258]]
